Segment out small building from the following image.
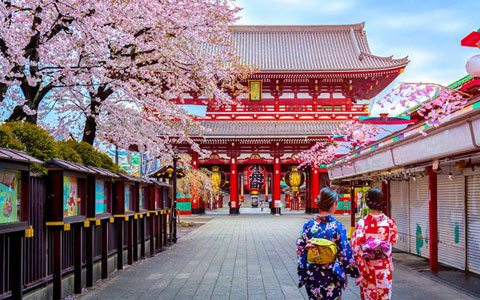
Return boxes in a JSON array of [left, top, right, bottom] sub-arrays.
[[328, 76, 480, 274]]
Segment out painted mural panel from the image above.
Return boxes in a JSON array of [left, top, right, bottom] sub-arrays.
[[95, 179, 107, 214], [64, 176, 81, 217], [125, 185, 132, 211], [0, 169, 20, 223]]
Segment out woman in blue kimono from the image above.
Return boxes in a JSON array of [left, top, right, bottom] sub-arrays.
[[297, 187, 359, 300]]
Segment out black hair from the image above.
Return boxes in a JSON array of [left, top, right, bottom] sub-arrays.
[[317, 187, 339, 212], [365, 188, 385, 211]]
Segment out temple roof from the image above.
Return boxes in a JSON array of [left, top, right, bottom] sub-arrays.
[[197, 121, 343, 138], [230, 23, 408, 73]]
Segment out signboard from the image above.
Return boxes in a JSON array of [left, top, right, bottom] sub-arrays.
[[0, 169, 20, 223], [275, 200, 281, 208], [248, 80, 262, 101], [64, 176, 80, 217], [95, 179, 107, 214]]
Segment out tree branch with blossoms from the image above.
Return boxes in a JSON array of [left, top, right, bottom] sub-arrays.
[[377, 82, 471, 135], [296, 121, 384, 168]]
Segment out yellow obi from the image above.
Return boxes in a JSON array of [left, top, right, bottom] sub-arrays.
[[306, 238, 338, 264]]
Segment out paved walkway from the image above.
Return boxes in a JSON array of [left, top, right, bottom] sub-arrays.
[[80, 215, 475, 300]]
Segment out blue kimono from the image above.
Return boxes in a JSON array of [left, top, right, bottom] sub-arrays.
[[297, 215, 359, 300]]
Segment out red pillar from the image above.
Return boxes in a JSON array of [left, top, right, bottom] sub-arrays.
[[381, 180, 389, 216], [428, 167, 438, 272], [230, 157, 239, 215], [312, 167, 320, 213], [191, 152, 200, 214], [350, 183, 355, 233], [273, 157, 281, 214]]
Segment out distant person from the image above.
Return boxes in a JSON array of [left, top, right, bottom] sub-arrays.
[[351, 188, 398, 300], [296, 188, 359, 300]]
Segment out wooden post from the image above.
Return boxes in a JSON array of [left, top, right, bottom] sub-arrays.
[[428, 167, 438, 272], [52, 229, 62, 300], [85, 175, 95, 287], [156, 214, 161, 250], [229, 157, 239, 215], [117, 219, 124, 269], [73, 224, 82, 294], [140, 217, 146, 258], [350, 183, 355, 230], [127, 219, 133, 265], [133, 218, 138, 262], [101, 221, 108, 279], [85, 225, 93, 287], [162, 213, 168, 247], [10, 232, 23, 300], [149, 214, 155, 256]]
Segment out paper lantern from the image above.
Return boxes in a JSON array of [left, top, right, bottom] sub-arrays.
[[466, 54, 480, 77], [243, 165, 266, 195], [284, 166, 305, 193]]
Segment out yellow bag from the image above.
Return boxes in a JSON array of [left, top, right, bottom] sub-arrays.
[[306, 238, 338, 264]]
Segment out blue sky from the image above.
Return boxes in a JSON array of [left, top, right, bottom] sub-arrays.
[[232, 0, 480, 116]]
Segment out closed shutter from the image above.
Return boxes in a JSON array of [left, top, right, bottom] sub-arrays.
[[467, 175, 480, 275], [437, 175, 465, 270], [409, 176, 430, 258], [390, 180, 409, 252]]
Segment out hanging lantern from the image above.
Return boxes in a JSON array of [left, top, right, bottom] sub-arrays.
[[243, 165, 266, 195], [211, 166, 226, 190], [466, 54, 480, 77], [285, 166, 305, 193], [352, 129, 366, 141]]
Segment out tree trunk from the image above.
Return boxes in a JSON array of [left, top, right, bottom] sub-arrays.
[[7, 105, 37, 124], [82, 115, 97, 145]]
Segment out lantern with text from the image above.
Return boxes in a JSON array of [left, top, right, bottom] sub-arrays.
[[211, 166, 226, 190], [285, 166, 305, 193], [244, 165, 266, 195]]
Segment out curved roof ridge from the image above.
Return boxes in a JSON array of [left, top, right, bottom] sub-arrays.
[[230, 22, 365, 32], [361, 52, 409, 65]]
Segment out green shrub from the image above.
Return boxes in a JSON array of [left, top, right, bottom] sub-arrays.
[[54, 141, 83, 163], [0, 122, 128, 174], [0, 124, 24, 150]]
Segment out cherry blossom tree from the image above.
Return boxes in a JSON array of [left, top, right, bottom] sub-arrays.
[[2, 0, 251, 161]]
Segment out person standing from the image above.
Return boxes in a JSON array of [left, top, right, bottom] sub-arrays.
[[351, 188, 398, 300], [296, 188, 359, 300]]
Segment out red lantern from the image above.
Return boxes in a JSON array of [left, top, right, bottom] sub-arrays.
[[243, 165, 266, 195]]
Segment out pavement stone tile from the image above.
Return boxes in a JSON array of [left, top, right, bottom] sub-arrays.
[[79, 214, 477, 300]]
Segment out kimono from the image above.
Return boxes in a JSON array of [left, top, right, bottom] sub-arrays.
[[351, 214, 398, 300], [297, 215, 359, 300]]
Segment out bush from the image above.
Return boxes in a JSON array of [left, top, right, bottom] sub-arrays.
[[0, 124, 24, 150], [54, 141, 83, 163], [0, 121, 124, 174]]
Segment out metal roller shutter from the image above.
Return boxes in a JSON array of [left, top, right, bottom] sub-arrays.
[[437, 175, 466, 270], [467, 175, 480, 275], [409, 176, 430, 258], [390, 180, 409, 252]]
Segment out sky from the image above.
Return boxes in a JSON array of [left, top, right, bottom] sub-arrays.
[[230, 0, 480, 116]]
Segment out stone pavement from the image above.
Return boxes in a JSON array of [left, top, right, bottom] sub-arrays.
[[79, 215, 475, 300]]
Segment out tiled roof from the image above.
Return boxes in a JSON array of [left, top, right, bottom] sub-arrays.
[[198, 121, 343, 137], [0, 147, 42, 164], [44, 159, 97, 174], [230, 23, 409, 72]]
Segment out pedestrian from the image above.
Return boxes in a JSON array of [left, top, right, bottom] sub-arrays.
[[351, 188, 398, 300], [296, 187, 359, 300]]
